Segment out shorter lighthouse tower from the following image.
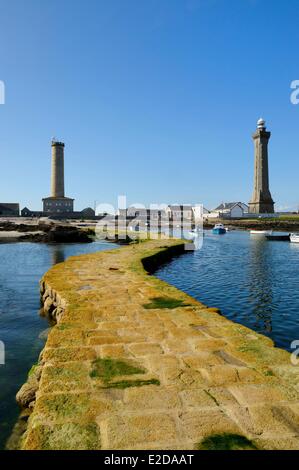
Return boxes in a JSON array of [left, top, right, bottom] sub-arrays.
[[42, 139, 74, 214], [248, 118, 274, 214]]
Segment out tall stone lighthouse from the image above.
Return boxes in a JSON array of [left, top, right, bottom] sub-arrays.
[[51, 140, 65, 198], [248, 118, 274, 214], [43, 140, 74, 214]]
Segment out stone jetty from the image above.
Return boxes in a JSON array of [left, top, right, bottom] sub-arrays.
[[14, 239, 299, 450]]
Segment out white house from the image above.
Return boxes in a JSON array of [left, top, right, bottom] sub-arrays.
[[213, 202, 249, 219]]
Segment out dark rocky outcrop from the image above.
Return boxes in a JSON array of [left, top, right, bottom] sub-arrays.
[[0, 221, 41, 232], [46, 226, 92, 243], [16, 365, 43, 409], [19, 225, 92, 244], [7, 365, 43, 450]]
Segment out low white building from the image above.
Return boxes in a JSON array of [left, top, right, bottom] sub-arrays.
[[118, 204, 209, 225], [208, 202, 249, 219]]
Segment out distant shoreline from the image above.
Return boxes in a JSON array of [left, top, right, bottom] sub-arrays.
[[205, 218, 299, 232], [0, 221, 92, 244], [1, 217, 299, 244]]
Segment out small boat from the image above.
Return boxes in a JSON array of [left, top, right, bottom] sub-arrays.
[[290, 233, 299, 243], [212, 223, 226, 235], [266, 234, 290, 241], [250, 230, 273, 236]]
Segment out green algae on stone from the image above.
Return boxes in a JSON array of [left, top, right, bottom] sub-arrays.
[[41, 363, 91, 393], [56, 323, 74, 331], [34, 393, 91, 422], [197, 433, 258, 450], [44, 363, 89, 381], [90, 357, 146, 382], [43, 346, 96, 363], [143, 296, 191, 310], [89, 358, 160, 389], [264, 369, 275, 377], [24, 422, 100, 450], [28, 364, 39, 378]]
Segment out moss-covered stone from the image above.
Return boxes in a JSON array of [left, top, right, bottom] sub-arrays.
[[28, 364, 39, 378], [24, 422, 100, 450], [90, 357, 145, 382], [40, 363, 91, 393], [143, 296, 191, 310], [33, 393, 92, 422]]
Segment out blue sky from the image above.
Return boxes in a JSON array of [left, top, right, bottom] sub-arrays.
[[0, 0, 298, 211]]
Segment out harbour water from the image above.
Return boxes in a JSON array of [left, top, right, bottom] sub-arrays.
[[156, 230, 299, 353], [0, 240, 117, 449]]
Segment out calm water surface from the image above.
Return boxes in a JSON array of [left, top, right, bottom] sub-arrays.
[[156, 230, 299, 352], [0, 241, 117, 449]]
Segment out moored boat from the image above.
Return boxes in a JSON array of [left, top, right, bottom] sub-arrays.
[[212, 223, 226, 235], [290, 233, 299, 243], [250, 230, 273, 236], [266, 234, 290, 241]]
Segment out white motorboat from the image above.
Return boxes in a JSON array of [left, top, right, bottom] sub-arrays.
[[213, 224, 226, 235], [290, 233, 299, 243], [250, 230, 273, 236]]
